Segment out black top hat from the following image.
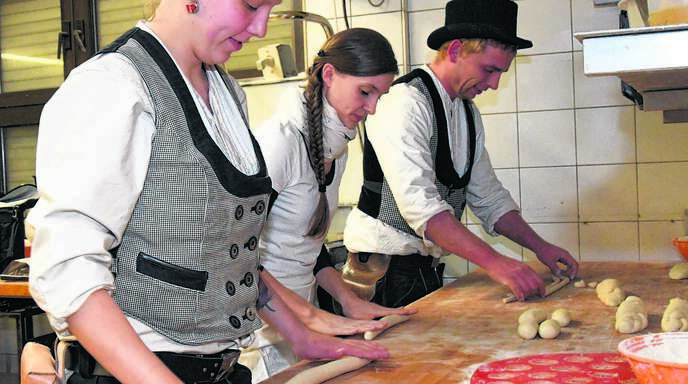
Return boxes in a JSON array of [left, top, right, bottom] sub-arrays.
[[427, 0, 533, 50]]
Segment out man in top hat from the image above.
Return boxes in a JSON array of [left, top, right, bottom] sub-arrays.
[[342, 0, 579, 308]]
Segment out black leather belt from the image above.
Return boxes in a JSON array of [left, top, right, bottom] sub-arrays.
[[66, 342, 241, 383]]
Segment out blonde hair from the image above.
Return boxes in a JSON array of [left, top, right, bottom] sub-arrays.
[[433, 38, 516, 62], [145, 0, 161, 20]]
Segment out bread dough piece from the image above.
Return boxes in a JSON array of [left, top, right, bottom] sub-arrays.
[[587, 281, 598, 288], [550, 308, 571, 327], [596, 279, 625, 306], [364, 314, 410, 340], [574, 280, 586, 288], [538, 319, 561, 339], [661, 297, 688, 332], [285, 357, 370, 384], [615, 296, 648, 334], [517, 322, 538, 340], [518, 308, 548, 324], [669, 263, 688, 280]]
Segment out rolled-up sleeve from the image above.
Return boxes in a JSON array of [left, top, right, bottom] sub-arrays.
[[27, 54, 154, 334], [465, 149, 519, 235], [365, 85, 454, 238]]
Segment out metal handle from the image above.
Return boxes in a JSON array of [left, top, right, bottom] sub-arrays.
[[56, 21, 71, 59]]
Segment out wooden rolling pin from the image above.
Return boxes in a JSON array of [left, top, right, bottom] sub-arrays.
[[502, 276, 571, 304]]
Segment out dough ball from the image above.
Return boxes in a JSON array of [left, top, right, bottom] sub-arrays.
[[573, 280, 586, 288], [518, 322, 538, 340], [669, 263, 688, 280], [551, 308, 571, 327], [518, 308, 548, 324], [538, 319, 561, 339], [587, 281, 598, 288]]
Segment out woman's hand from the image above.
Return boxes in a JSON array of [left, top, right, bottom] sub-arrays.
[[291, 330, 389, 362], [341, 295, 417, 320]]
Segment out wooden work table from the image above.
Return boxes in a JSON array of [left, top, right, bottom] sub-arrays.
[[261, 262, 688, 383], [0, 279, 31, 299]]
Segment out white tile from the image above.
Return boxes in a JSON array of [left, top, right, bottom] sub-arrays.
[[578, 164, 638, 221], [518, 110, 576, 167], [469, 223, 524, 261], [407, 0, 445, 12], [638, 162, 688, 221], [516, 53, 574, 112], [408, 9, 444, 66], [349, 0, 401, 15], [351, 13, 405, 70], [523, 223, 581, 262], [639, 221, 686, 262], [467, 169, 520, 225], [474, 68, 517, 114], [303, 0, 337, 19], [575, 106, 636, 165], [520, 167, 579, 222], [517, 0, 573, 55], [482, 113, 519, 169], [572, 0, 621, 50], [636, 110, 688, 162], [573, 51, 633, 108], [579, 222, 639, 261]]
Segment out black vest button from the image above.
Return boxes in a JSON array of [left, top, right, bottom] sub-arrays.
[[241, 272, 254, 287], [225, 281, 236, 296], [252, 200, 266, 215], [230, 244, 239, 259], [234, 205, 244, 220], [244, 236, 257, 251], [243, 307, 257, 321], [229, 316, 241, 328]]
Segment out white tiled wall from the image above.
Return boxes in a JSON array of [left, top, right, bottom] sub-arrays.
[[260, 0, 688, 279]]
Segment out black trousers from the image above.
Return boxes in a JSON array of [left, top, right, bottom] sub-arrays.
[[372, 253, 445, 308]]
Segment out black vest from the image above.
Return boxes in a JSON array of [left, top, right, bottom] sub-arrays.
[[357, 68, 477, 237]]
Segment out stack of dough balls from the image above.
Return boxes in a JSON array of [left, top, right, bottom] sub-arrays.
[[517, 308, 571, 340]]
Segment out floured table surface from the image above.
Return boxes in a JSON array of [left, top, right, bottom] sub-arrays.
[[260, 262, 687, 384]]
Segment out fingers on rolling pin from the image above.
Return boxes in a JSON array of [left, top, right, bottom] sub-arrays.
[[284, 315, 410, 384], [364, 314, 411, 341], [285, 357, 370, 384]]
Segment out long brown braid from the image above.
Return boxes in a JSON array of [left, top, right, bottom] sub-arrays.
[[304, 28, 398, 238]]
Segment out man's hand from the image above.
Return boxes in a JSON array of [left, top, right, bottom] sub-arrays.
[[484, 255, 545, 302], [533, 242, 578, 279]]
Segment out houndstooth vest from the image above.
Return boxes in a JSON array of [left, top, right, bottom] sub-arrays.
[[357, 68, 476, 238], [105, 28, 271, 345]]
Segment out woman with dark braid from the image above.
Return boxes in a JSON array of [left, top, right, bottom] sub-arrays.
[[241, 28, 416, 381]]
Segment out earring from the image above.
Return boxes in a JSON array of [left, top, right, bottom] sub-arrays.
[[186, 0, 199, 14]]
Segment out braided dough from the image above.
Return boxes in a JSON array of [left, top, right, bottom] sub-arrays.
[[615, 296, 648, 334], [596, 278, 625, 306]]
